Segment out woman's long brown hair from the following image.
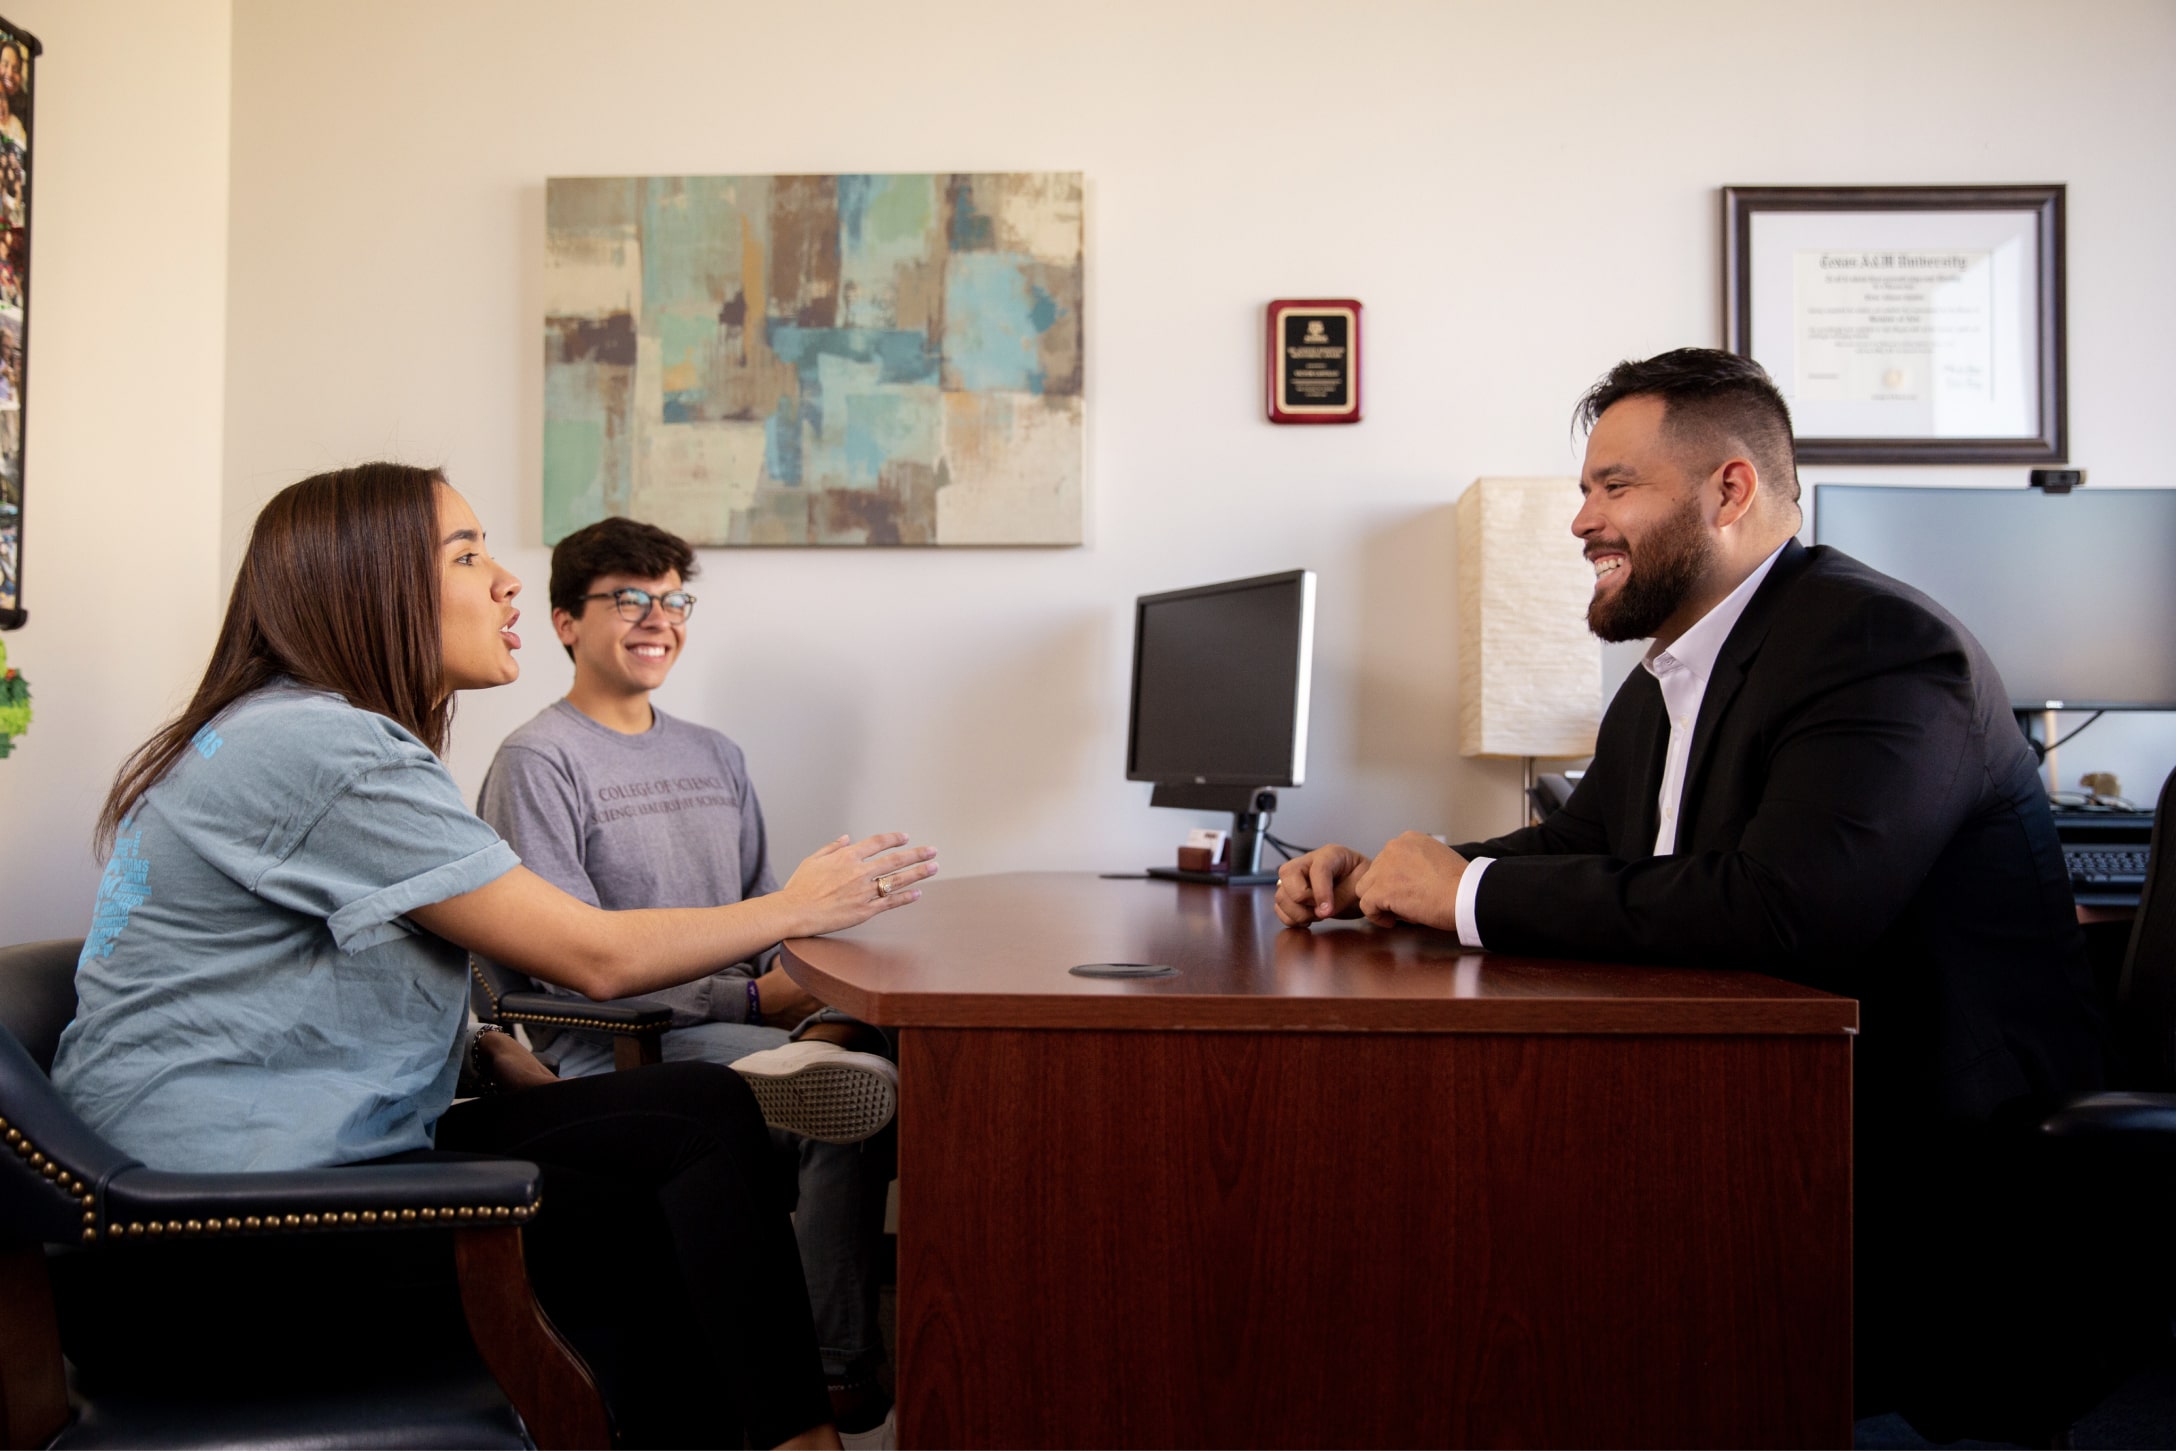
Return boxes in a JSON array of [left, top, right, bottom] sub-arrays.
[[96, 463, 450, 854]]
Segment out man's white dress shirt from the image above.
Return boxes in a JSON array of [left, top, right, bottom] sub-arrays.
[[1450, 542, 1789, 949]]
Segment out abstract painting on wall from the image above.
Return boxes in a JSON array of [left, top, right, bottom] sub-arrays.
[[544, 172, 1083, 547]]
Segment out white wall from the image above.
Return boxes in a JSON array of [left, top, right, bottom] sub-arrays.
[[217, 0, 2176, 876], [11, 0, 2173, 939], [0, 0, 231, 941]]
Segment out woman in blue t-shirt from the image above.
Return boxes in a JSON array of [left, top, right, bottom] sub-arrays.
[[54, 463, 936, 1450]]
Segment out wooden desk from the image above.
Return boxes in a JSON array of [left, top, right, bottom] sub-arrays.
[[784, 873, 1855, 1449]]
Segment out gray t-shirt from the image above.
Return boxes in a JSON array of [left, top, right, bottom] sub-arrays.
[[475, 700, 778, 1039], [53, 681, 519, 1171]]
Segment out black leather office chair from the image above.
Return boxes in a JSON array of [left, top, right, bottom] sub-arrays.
[[469, 956, 670, 1069], [2026, 769, 2176, 1436], [0, 938, 613, 1449], [2045, 767, 2176, 1136]]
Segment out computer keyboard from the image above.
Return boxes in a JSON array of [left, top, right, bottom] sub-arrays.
[[2064, 845, 2150, 889]]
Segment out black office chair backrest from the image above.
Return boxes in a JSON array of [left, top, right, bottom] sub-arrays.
[[0, 938, 84, 1072], [2117, 770, 2176, 1088]]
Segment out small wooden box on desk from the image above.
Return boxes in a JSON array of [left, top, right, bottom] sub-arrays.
[[784, 873, 1854, 1449]]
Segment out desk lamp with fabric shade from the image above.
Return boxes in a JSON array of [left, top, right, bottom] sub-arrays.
[[1457, 477, 1601, 825]]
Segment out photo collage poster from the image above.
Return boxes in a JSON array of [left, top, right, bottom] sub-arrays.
[[0, 16, 30, 626]]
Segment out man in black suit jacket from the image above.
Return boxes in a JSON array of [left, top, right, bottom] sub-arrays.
[[1277, 349, 2107, 1438]]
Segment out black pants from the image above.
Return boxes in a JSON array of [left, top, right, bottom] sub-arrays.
[[424, 1061, 832, 1448]]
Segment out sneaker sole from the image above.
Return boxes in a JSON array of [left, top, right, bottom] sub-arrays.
[[736, 1059, 897, 1144], [839, 1407, 897, 1451]]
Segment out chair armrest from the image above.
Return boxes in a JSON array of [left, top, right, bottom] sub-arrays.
[[2039, 1090, 2176, 1148], [495, 990, 670, 1039], [0, 1028, 140, 1246], [1, 1025, 547, 1248], [94, 1158, 543, 1243]]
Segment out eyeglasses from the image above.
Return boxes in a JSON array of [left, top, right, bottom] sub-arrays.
[[579, 587, 698, 623]]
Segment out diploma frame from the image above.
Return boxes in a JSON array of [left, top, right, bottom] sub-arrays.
[[1723, 184, 2066, 464]]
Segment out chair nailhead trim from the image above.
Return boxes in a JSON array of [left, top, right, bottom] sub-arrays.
[[109, 1201, 537, 1239], [0, 1108, 540, 1243], [2, 1114, 101, 1215], [469, 957, 501, 1013], [497, 1010, 665, 1036]]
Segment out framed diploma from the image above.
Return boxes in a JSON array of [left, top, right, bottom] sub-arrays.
[[1267, 299, 1361, 424], [1723, 185, 2065, 464]]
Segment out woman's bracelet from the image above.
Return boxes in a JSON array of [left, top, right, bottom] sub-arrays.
[[468, 1022, 513, 1093], [746, 976, 764, 1025]]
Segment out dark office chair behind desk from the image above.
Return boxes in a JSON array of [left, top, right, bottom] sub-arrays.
[[2045, 769, 2176, 1132], [2034, 770, 2176, 1441]]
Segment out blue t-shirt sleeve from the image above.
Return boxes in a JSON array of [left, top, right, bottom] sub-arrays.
[[256, 755, 518, 954]]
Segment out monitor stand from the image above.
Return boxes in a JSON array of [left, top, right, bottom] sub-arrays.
[[1145, 784, 1280, 887], [1146, 864, 1280, 887]]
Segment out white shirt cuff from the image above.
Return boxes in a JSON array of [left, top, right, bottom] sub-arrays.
[[1454, 857, 1492, 949]]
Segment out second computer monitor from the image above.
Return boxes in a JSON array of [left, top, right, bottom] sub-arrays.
[[1814, 485, 2176, 710]]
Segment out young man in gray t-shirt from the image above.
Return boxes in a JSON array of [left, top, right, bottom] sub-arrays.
[[477, 517, 898, 1441]]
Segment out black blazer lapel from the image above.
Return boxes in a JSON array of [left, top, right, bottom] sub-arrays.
[[1677, 540, 1810, 836], [1616, 667, 1670, 858]]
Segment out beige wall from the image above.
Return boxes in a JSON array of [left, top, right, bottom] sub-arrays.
[[7, 0, 2176, 937], [0, 0, 230, 941]]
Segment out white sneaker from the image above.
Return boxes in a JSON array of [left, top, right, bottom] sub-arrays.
[[839, 1407, 896, 1451], [730, 1040, 898, 1144]]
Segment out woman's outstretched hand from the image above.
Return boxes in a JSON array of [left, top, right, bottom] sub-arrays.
[[777, 832, 939, 936]]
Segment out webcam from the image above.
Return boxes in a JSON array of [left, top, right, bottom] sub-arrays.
[[2029, 469, 2085, 494]]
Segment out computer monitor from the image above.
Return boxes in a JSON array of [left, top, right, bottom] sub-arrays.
[[1812, 485, 2176, 710], [1126, 568, 1315, 884]]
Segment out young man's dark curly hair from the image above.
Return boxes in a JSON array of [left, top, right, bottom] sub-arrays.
[[548, 517, 701, 660]]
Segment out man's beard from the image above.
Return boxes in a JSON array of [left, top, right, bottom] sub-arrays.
[[1586, 494, 1715, 643]]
